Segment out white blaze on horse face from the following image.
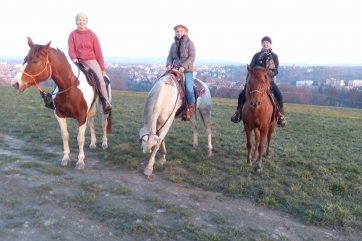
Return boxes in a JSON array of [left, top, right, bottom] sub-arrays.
[[11, 62, 27, 91]]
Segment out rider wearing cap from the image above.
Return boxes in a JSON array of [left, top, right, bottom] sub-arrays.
[[230, 36, 287, 127], [166, 24, 196, 121]]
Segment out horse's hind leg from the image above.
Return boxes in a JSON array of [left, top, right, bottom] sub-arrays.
[[56, 116, 71, 166], [199, 108, 213, 156], [75, 123, 87, 169], [88, 117, 97, 149], [101, 113, 109, 149], [159, 140, 167, 165], [205, 122, 213, 156], [191, 116, 198, 152], [266, 125, 275, 157]]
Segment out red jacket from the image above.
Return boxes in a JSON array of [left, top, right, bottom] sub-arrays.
[[68, 29, 105, 72]]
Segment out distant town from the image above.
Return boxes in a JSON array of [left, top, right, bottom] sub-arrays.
[[1, 58, 362, 108]]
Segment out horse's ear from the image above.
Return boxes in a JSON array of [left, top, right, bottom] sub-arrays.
[[247, 64, 252, 72], [45, 41, 51, 49], [27, 37, 34, 48]]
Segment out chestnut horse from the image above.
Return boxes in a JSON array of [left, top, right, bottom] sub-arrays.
[[139, 71, 212, 176], [241, 65, 276, 172], [11, 37, 112, 169]]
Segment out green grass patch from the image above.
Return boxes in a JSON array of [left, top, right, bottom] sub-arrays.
[[1, 86, 362, 232]]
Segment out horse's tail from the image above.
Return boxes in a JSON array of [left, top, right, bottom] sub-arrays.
[[106, 111, 112, 134]]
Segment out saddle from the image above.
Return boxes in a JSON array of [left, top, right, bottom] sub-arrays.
[[76, 63, 110, 89], [166, 70, 206, 118]]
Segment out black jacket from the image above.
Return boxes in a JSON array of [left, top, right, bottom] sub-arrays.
[[250, 50, 279, 78]]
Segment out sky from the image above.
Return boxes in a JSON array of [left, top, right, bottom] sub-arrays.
[[1, 0, 362, 65]]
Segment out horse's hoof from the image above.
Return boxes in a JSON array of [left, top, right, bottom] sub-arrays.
[[102, 143, 108, 150], [159, 157, 166, 166], [61, 158, 69, 166], [256, 166, 263, 173], [144, 167, 153, 176], [207, 151, 213, 157], [191, 148, 197, 153], [75, 162, 85, 170], [89, 143, 96, 149]]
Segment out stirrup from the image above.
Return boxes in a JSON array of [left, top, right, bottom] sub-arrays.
[[230, 110, 241, 123], [277, 115, 287, 127]]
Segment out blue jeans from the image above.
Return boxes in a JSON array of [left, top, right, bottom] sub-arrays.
[[184, 72, 195, 105]]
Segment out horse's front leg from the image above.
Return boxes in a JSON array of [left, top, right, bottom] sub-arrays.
[[75, 123, 87, 170], [253, 129, 261, 161], [55, 116, 70, 166], [256, 131, 267, 172], [159, 140, 167, 165], [88, 116, 97, 149], [144, 144, 161, 176]]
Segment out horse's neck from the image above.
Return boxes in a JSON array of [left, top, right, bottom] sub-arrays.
[[144, 80, 180, 134], [49, 53, 77, 90]]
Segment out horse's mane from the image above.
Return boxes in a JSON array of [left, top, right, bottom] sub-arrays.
[[143, 75, 174, 128], [249, 66, 270, 85]]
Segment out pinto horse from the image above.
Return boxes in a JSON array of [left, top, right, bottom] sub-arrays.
[[139, 70, 213, 176], [11, 37, 112, 169], [241, 65, 276, 172]]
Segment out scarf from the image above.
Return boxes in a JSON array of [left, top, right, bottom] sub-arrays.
[[175, 36, 185, 58], [258, 48, 275, 69]]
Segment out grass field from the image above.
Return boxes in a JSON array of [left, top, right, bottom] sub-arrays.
[[1, 86, 361, 233]]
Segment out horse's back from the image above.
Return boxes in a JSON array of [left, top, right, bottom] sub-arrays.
[[196, 79, 212, 108]]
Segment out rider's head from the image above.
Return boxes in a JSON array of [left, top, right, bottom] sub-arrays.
[[261, 36, 272, 50], [174, 24, 188, 39]]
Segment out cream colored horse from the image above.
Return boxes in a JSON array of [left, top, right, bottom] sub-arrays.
[[139, 72, 212, 176]]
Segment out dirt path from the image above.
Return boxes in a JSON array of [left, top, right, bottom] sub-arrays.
[[0, 134, 359, 241]]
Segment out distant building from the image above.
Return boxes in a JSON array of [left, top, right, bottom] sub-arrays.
[[347, 80, 362, 87], [325, 78, 345, 87], [295, 80, 314, 87]]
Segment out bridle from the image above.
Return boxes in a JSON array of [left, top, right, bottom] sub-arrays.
[[21, 56, 52, 93], [22, 54, 79, 96], [139, 133, 158, 144]]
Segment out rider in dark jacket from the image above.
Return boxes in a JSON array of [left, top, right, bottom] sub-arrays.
[[230, 36, 287, 127]]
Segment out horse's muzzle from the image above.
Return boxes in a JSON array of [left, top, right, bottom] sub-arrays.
[[250, 100, 261, 108], [11, 82, 21, 91]]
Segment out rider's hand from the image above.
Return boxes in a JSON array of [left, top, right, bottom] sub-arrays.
[[166, 65, 172, 70], [102, 71, 106, 76], [179, 67, 185, 73], [72, 59, 78, 63]]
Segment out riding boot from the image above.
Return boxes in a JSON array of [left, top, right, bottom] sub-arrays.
[[99, 94, 112, 114], [230, 105, 243, 123], [182, 104, 196, 121], [277, 106, 287, 127]]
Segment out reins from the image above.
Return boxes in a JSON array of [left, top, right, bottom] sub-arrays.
[[139, 71, 181, 143]]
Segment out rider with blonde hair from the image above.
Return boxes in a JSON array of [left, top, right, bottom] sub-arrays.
[[68, 12, 111, 114]]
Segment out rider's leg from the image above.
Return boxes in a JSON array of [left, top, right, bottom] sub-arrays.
[[231, 84, 246, 123], [184, 72, 196, 120], [271, 81, 286, 127], [83, 60, 111, 114]]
